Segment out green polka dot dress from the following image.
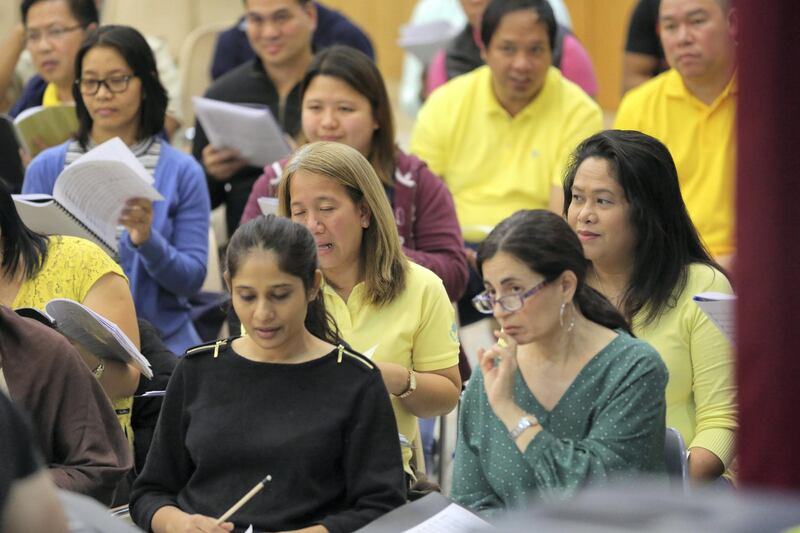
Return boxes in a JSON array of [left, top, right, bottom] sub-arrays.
[[451, 331, 668, 516]]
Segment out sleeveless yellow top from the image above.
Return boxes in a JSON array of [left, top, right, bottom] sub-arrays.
[[13, 235, 135, 448]]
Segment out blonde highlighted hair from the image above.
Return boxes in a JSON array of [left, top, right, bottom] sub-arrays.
[[278, 142, 407, 306]]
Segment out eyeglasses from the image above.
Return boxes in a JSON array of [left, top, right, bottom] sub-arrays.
[[25, 24, 83, 45], [76, 75, 136, 96], [472, 280, 549, 314]]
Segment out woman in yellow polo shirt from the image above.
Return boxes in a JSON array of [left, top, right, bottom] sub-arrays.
[[277, 141, 462, 477], [563, 130, 737, 482]]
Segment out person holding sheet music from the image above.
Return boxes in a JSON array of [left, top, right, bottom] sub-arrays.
[[23, 25, 210, 355], [276, 142, 462, 479], [241, 45, 469, 302], [1, 182, 142, 444], [0, 305, 133, 505], [194, 0, 318, 238], [130, 215, 405, 533], [452, 210, 667, 513], [563, 130, 737, 482]]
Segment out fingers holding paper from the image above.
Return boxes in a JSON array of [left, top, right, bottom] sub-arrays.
[[175, 514, 234, 533], [202, 144, 248, 181], [478, 329, 518, 409], [119, 197, 153, 246]]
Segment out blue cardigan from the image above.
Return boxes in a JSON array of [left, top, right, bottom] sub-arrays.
[[23, 140, 211, 355]]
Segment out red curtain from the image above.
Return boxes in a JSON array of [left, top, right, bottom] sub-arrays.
[[736, 0, 800, 488]]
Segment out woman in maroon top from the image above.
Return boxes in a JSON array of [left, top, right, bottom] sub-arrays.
[[241, 45, 468, 302]]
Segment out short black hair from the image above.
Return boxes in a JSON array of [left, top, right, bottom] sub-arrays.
[[21, 0, 99, 26], [481, 0, 556, 51], [72, 25, 168, 149], [562, 130, 722, 326]]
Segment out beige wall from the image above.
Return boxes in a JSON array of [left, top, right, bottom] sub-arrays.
[[322, 0, 417, 84], [562, 0, 639, 111]]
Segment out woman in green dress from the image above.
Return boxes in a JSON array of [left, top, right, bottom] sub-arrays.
[[452, 209, 667, 515]]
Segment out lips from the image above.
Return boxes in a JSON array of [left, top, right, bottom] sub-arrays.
[[94, 108, 117, 117], [317, 242, 333, 255], [253, 326, 281, 340], [577, 230, 600, 241], [318, 135, 341, 142], [40, 60, 58, 71]]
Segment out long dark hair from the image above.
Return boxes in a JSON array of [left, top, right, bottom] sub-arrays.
[[300, 45, 395, 187], [0, 181, 48, 281], [562, 130, 722, 326], [73, 25, 168, 149], [225, 214, 341, 345], [477, 209, 631, 334]]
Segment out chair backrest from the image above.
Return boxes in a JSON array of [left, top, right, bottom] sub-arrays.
[[201, 226, 224, 293], [664, 426, 689, 491], [192, 0, 243, 28], [178, 22, 228, 129]]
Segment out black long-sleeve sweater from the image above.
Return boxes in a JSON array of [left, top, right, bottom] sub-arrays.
[[130, 341, 406, 533]]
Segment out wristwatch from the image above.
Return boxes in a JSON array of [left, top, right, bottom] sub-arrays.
[[395, 369, 417, 399], [509, 414, 539, 440]]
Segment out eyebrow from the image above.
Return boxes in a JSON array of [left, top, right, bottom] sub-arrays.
[[498, 276, 524, 285], [234, 283, 293, 290], [660, 8, 708, 21], [571, 185, 617, 196]]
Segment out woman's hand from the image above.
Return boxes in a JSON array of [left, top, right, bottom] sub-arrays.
[[152, 506, 233, 533], [478, 330, 518, 412], [375, 361, 411, 396], [119, 197, 154, 246], [202, 144, 248, 181]]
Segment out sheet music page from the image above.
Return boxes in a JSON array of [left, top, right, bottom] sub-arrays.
[[397, 20, 459, 64], [53, 140, 163, 248], [45, 299, 153, 378], [257, 197, 279, 216], [193, 96, 291, 168], [693, 292, 736, 344], [402, 503, 491, 533]]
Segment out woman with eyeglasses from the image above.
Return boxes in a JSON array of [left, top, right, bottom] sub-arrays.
[[23, 25, 210, 355], [451, 209, 667, 514]]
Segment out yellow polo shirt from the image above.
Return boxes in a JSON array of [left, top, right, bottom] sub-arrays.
[[42, 82, 63, 107], [410, 65, 602, 243], [615, 69, 737, 258], [633, 263, 737, 472], [323, 262, 460, 472]]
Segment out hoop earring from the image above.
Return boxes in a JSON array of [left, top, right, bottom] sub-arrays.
[[559, 302, 576, 333]]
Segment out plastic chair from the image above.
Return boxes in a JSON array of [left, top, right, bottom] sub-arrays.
[[664, 426, 689, 492], [178, 22, 229, 132]]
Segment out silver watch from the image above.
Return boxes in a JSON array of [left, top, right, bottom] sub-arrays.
[[509, 414, 539, 440]]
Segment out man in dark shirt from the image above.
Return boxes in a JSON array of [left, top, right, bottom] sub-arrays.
[[210, 1, 374, 80], [193, 0, 316, 238], [622, 0, 669, 92]]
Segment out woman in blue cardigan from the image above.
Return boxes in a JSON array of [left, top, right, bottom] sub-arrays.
[[23, 25, 210, 354]]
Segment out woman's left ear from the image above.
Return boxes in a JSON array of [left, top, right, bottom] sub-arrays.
[[359, 202, 371, 229], [560, 271, 578, 301], [308, 269, 323, 301]]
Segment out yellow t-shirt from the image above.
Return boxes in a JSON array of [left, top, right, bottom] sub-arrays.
[[411, 65, 602, 243], [615, 69, 737, 258], [13, 235, 135, 447], [633, 263, 737, 469], [41, 82, 62, 107], [323, 262, 460, 472]]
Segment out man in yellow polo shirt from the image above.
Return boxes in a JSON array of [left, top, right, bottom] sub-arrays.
[[615, 0, 737, 263], [410, 0, 601, 323]]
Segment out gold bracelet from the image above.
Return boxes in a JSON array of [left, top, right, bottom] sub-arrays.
[[92, 360, 105, 380]]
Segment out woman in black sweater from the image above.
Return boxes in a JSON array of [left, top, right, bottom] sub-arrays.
[[130, 215, 406, 533]]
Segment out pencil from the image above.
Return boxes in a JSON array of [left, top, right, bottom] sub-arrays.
[[214, 474, 272, 525]]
